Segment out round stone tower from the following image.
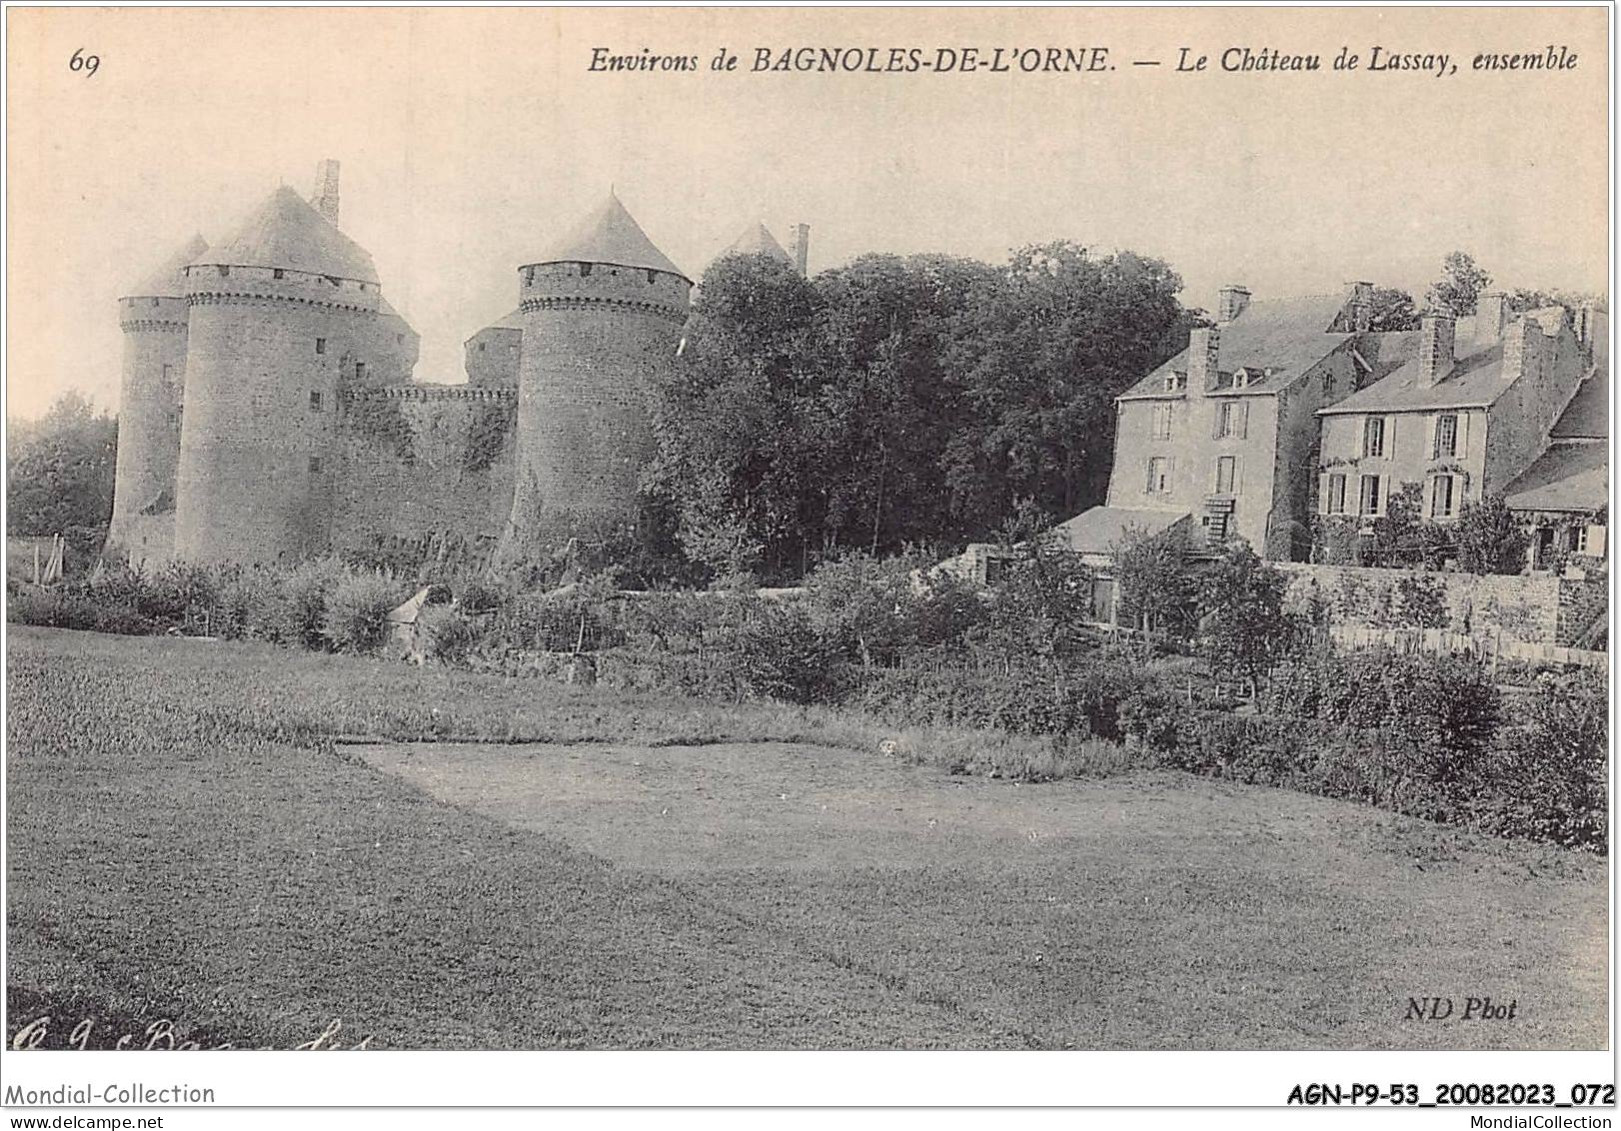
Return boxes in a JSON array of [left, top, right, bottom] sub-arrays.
[[496, 192, 691, 563], [173, 186, 384, 566], [107, 233, 208, 569]]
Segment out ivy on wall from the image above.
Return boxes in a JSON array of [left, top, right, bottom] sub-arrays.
[[344, 395, 416, 466], [464, 398, 516, 473]]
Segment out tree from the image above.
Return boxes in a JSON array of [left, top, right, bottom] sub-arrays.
[[942, 243, 1189, 534], [1425, 251, 1492, 316], [1366, 481, 1427, 568], [647, 242, 1201, 583], [1111, 525, 1196, 640], [1197, 541, 1296, 695], [1365, 287, 1420, 331], [1453, 494, 1530, 575], [7, 392, 118, 560]]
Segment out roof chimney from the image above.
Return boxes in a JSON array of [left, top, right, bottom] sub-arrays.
[[1217, 285, 1251, 324], [312, 159, 341, 227], [1188, 325, 1221, 391], [1346, 281, 1374, 331], [1477, 291, 1507, 341], [790, 223, 810, 276], [1420, 312, 1456, 387]]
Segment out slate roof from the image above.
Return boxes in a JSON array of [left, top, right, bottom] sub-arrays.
[[1549, 373, 1608, 439], [1047, 506, 1189, 555], [192, 186, 378, 283], [1120, 293, 1356, 400], [530, 192, 687, 280], [1505, 442, 1608, 513], [124, 234, 209, 299], [1322, 309, 1568, 415], [720, 222, 793, 266]]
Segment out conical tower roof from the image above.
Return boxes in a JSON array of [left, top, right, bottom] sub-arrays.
[[124, 233, 209, 299], [191, 186, 378, 283], [533, 192, 687, 281], [720, 222, 793, 267]]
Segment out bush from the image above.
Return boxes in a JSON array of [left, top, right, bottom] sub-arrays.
[[275, 559, 346, 649], [1264, 648, 1500, 785], [420, 606, 482, 666], [732, 600, 843, 704], [1474, 673, 1607, 850], [322, 572, 405, 654]]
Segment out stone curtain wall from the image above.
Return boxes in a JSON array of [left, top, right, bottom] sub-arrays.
[[1275, 562, 1601, 647], [331, 385, 517, 563]]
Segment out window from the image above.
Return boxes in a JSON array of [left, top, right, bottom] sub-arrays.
[[1163, 371, 1186, 392], [1147, 456, 1170, 495], [524, 267, 535, 286], [578, 262, 593, 278], [217, 265, 229, 277], [1433, 413, 1458, 459], [1359, 474, 1383, 516], [309, 391, 323, 411], [1215, 455, 1237, 494], [1362, 416, 1386, 458], [1151, 403, 1172, 440], [1216, 402, 1237, 438], [1573, 526, 1589, 553], [273, 268, 284, 280], [1430, 474, 1456, 519], [315, 338, 326, 355], [1325, 473, 1347, 515], [354, 362, 367, 382], [308, 456, 323, 474], [162, 364, 173, 382]]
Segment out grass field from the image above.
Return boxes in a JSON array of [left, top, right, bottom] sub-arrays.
[[5, 626, 1608, 1049]]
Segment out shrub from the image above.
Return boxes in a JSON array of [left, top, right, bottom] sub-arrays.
[[274, 558, 346, 650], [732, 600, 843, 704], [420, 606, 482, 666], [1475, 673, 1607, 850], [322, 572, 405, 654]]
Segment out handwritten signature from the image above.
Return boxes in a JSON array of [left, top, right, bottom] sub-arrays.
[[10, 1015, 372, 1051]]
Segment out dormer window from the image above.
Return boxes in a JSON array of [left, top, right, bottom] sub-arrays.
[[1233, 368, 1251, 389], [1163, 371, 1187, 392]]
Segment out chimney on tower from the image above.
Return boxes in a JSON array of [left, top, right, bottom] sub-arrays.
[[790, 223, 810, 276], [312, 159, 341, 227], [1216, 285, 1251, 324]]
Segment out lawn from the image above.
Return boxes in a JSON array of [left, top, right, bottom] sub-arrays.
[[5, 626, 1608, 1049]]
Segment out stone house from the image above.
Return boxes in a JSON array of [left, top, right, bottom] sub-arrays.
[[1505, 358, 1608, 569], [1103, 283, 1414, 560], [1315, 296, 1599, 541]]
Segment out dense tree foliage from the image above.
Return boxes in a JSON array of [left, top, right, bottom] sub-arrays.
[[7, 392, 118, 551], [1425, 251, 1492, 316], [647, 243, 1193, 582]]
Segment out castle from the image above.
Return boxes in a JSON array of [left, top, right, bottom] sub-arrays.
[[108, 162, 806, 572]]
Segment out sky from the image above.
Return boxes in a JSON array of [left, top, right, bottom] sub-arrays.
[[6, 6, 1609, 420]]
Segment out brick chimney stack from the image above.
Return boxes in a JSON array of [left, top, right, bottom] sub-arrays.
[[1477, 291, 1508, 341], [790, 223, 810, 276], [1217, 285, 1251, 323], [312, 159, 341, 227], [1188, 326, 1221, 391], [1420, 312, 1456, 387]]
